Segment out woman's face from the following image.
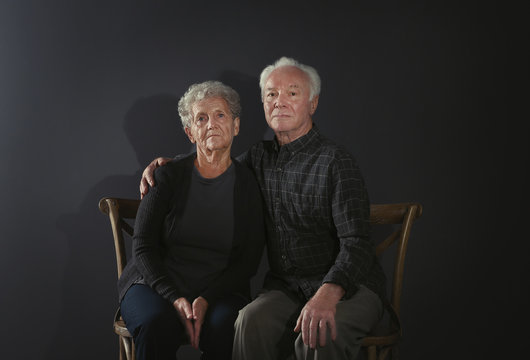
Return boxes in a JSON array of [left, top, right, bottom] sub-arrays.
[[185, 97, 240, 154]]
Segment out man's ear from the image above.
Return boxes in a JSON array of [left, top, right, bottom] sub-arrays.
[[310, 95, 319, 115], [233, 117, 240, 137], [184, 127, 195, 143]]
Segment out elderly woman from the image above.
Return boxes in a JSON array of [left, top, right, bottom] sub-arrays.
[[118, 81, 265, 360]]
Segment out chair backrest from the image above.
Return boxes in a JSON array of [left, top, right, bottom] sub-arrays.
[[98, 197, 422, 314], [99, 197, 141, 279], [369, 203, 422, 316]]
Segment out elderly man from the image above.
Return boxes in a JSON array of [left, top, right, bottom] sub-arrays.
[[141, 57, 385, 360]]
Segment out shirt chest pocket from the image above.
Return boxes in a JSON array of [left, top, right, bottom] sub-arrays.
[[281, 171, 330, 225]]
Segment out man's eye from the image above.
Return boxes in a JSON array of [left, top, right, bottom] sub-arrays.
[[218, 113, 224, 118], [290, 92, 297, 96]]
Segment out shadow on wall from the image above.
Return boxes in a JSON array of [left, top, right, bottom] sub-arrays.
[[47, 94, 190, 359], [218, 70, 272, 155], [47, 71, 270, 359]]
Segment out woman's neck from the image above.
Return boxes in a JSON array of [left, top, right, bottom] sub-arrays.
[[195, 148, 232, 178]]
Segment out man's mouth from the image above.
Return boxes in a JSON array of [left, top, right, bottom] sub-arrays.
[[272, 113, 290, 119]]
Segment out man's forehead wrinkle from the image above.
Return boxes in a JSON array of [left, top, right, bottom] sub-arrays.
[[267, 84, 301, 90]]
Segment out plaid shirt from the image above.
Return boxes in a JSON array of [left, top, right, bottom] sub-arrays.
[[241, 125, 385, 301]]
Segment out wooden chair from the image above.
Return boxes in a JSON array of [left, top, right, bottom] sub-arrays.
[[99, 197, 141, 360], [361, 202, 423, 360], [99, 198, 421, 360]]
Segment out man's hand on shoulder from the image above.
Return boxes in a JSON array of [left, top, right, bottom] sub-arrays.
[[294, 283, 345, 349], [140, 157, 172, 198]]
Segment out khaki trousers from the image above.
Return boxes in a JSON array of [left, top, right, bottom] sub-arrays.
[[233, 285, 382, 360]]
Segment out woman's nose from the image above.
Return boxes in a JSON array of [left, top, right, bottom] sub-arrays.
[[207, 116, 217, 129]]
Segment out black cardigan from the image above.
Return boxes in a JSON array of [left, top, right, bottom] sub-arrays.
[[117, 154, 265, 305]]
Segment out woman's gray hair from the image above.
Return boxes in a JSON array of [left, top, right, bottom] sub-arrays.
[[259, 57, 321, 101], [178, 81, 241, 129]]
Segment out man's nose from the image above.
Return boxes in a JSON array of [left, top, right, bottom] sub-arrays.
[[275, 92, 287, 108]]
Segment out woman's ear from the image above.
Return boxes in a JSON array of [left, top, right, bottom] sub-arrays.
[[184, 126, 195, 143]]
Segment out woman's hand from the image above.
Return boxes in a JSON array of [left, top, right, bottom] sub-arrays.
[[172, 296, 209, 349], [173, 297, 195, 346], [190, 296, 209, 349]]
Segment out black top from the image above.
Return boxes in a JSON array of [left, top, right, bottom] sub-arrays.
[[162, 164, 235, 300], [117, 153, 265, 305]]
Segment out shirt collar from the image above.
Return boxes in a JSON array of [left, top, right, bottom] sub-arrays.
[[273, 123, 320, 154]]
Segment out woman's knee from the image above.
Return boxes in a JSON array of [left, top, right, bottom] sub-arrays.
[[200, 295, 247, 359], [120, 285, 180, 338], [140, 308, 179, 332], [207, 295, 246, 332]]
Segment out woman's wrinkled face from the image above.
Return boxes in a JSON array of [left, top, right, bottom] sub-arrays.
[[185, 97, 240, 154]]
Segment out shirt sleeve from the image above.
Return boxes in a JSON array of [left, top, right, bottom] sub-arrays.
[[173, 154, 187, 161], [321, 154, 374, 299], [235, 149, 251, 167], [133, 167, 181, 303]]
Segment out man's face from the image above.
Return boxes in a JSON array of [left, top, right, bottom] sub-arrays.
[[263, 66, 318, 141], [185, 97, 240, 154]]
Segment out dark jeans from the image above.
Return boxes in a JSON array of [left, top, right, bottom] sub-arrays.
[[121, 284, 248, 360]]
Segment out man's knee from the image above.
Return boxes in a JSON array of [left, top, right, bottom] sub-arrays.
[[235, 300, 265, 332]]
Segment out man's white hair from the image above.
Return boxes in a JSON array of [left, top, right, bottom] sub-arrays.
[[259, 57, 321, 101]]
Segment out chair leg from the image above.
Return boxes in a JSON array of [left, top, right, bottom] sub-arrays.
[[390, 345, 398, 360], [119, 337, 125, 360], [120, 335, 134, 360], [366, 345, 377, 360], [378, 347, 390, 360], [378, 346, 400, 360]]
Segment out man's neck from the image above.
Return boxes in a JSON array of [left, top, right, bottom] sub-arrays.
[[275, 122, 313, 146]]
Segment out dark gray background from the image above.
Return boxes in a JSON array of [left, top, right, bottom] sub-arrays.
[[1, 1, 526, 359]]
